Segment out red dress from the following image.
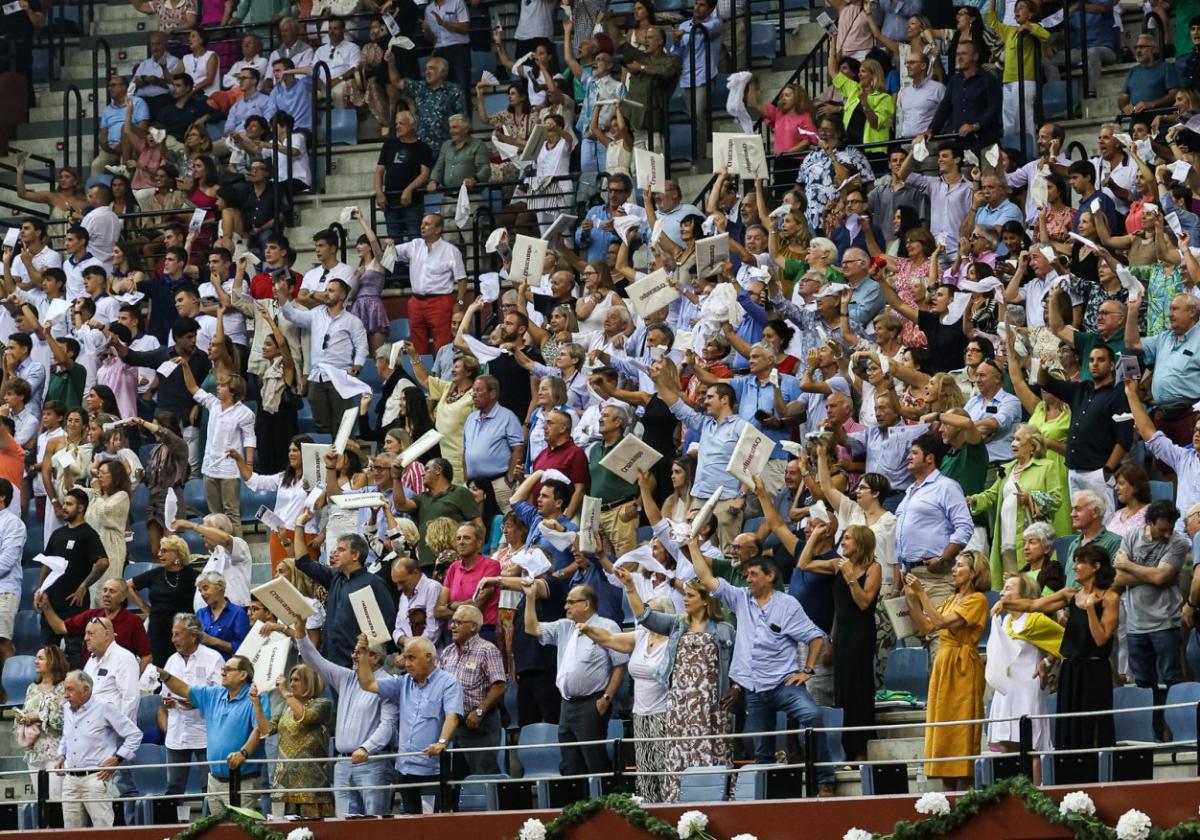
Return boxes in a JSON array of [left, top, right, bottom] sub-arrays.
[[187, 185, 219, 252]]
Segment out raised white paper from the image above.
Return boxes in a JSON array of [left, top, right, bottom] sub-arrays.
[[883, 595, 917, 639], [690, 487, 723, 537], [332, 406, 358, 455], [350, 588, 391, 646], [634, 147, 665, 192], [252, 577, 317, 626], [400, 429, 444, 468], [597, 435, 663, 482], [538, 522, 577, 550], [625, 269, 679, 319], [579, 495, 602, 552], [156, 360, 179, 378], [330, 492, 385, 509], [726, 422, 774, 488], [300, 443, 326, 487], [322, 364, 374, 400], [509, 234, 548, 287], [695, 233, 730, 279], [1, 228, 17, 249], [187, 207, 207, 233]]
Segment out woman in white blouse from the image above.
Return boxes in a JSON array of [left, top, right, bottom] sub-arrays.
[[527, 113, 574, 235], [229, 434, 320, 573], [183, 29, 221, 97]]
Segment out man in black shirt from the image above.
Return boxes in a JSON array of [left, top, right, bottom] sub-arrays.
[[927, 40, 1002, 149], [238, 160, 278, 250], [159, 74, 215, 147], [34, 489, 108, 669], [374, 110, 433, 242], [875, 276, 969, 374], [1039, 343, 1132, 522], [486, 311, 540, 420]]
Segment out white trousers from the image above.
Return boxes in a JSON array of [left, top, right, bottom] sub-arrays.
[[61, 772, 114, 829]]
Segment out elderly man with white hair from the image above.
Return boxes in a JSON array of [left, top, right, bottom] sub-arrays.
[[1124, 292, 1200, 446], [355, 634, 461, 814], [195, 571, 250, 658], [438, 603, 506, 792], [161, 613, 224, 809], [57, 669, 143, 829], [176, 513, 253, 609], [1062, 490, 1124, 587]]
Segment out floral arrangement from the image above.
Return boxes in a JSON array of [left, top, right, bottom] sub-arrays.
[[1060, 791, 1097, 818], [165, 806, 288, 840], [913, 792, 950, 816], [676, 810, 714, 840]]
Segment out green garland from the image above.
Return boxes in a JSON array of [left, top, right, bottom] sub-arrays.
[[527, 793, 680, 840], [167, 806, 289, 840]]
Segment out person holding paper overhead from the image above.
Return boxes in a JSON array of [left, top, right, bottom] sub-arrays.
[[354, 634, 462, 814], [177, 513, 253, 609], [510, 469, 579, 569], [178, 359, 255, 538], [652, 364, 747, 550], [295, 523, 396, 667]]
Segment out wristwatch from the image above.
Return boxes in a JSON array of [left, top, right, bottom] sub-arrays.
[[437, 738, 448, 745], [474, 706, 485, 717], [799, 667, 815, 676]]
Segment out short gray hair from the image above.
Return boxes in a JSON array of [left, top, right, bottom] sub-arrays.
[[173, 613, 204, 639], [602, 403, 632, 433], [203, 512, 233, 533], [448, 113, 470, 128], [197, 570, 227, 588], [1022, 521, 1058, 551], [750, 340, 778, 361], [1072, 490, 1105, 517], [66, 669, 92, 689], [453, 604, 484, 625]]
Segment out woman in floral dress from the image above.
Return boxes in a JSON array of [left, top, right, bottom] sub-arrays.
[[15, 647, 67, 801], [251, 666, 333, 817], [874, 228, 937, 348]]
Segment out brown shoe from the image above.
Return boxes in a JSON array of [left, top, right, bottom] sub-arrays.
[[817, 784, 835, 798]]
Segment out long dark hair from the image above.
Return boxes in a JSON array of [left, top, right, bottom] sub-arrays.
[[89, 385, 120, 416], [1074, 543, 1116, 590], [895, 206, 922, 242], [283, 434, 313, 488], [948, 7, 990, 68], [401, 386, 435, 440]]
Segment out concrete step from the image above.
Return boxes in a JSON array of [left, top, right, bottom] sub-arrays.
[[866, 736, 925, 762]]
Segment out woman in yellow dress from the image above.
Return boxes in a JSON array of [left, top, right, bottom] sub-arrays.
[[405, 344, 480, 486], [903, 550, 990, 791], [250, 665, 333, 818]]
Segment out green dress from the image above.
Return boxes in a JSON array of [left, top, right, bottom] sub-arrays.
[[1028, 400, 1071, 518], [271, 696, 334, 817]]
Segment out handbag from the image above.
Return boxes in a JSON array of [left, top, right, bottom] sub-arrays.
[[15, 720, 40, 748]]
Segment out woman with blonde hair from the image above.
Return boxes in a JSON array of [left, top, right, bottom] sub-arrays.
[[251, 663, 333, 817], [526, 377, 569, 469], [128, 534, 201, 665], [408, 348, 480, 486], [904, 550, 990, 791], [575, 262, 622, 333], [425, 516, 460, 582], [796, 518, 881, 761], [773, 209, 817, 293], [826, 48, 894, 148], [967, 423, 1069, 588]]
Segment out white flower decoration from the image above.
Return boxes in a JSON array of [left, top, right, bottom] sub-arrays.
[[843, 830, 875, 840], [1059, 791, 1096, 817], [914, 792, 951, 816], [519, 818, 547, 840], [730, 834, 759, 840], [286, 830, 315, 840], [629, 795, 646, 806], [1115, 809, 1152, 840], [676, 810, 709, 839]]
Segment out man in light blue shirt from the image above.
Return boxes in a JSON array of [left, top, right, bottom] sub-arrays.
[[1127, 293, 1200, 411], [840, 250, 884, 328], [963, 359, 1023, 462], [726, 343, 805, 496], [93, 73, 148, 176], [463, 374, 526, 520], [972, 175, 1024, 255], [575, 175, 636, 263], [688, 539, 834, 789], [655, 367, 748, 549], [672, 0, 722, 140], [355, 635, 461, 814], [895, 433, 974, 608], [268, 57, 314, 133], [841, 396, 929, 493], [158, 654, 265, 813], [225, 67, 276, 136], [295, 627, 397, 817]]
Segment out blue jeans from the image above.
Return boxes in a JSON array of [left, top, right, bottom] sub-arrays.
[[744, 682, 834, 784], [332, 758, 394, 817], [1127, 628, 1183, 739], [384, 204, 422, 241], [579, 138, 604, 174]]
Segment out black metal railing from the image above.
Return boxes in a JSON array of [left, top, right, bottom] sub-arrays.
[[310, 60, 332, 186], [90, 36, 111, 160], [61, 84, 84, 174]]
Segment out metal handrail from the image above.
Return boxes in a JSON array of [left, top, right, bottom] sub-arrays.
[[90, 36, 111, 161], [61, 84, 84, 174], [310, 60, 333, 184], [268, 112, 296, 232]]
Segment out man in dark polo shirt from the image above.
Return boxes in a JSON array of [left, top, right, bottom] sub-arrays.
[[393, 457, 483, 570], [33, 489, 108, 669], [1047, 288, 1127, 382], [530, 409, 588, 518], [875, 276, 969, 375], [1038, 343, 1132, 522], [486, 311, 540, 421], [38, 578, 152, 670], [586, 403, 640, 556]]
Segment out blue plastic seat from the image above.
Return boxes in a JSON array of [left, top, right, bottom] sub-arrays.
[[11, 611, 40, 656], [732, 765, 765, 800], [1189, 633, 1200, 682], [1149, 480, 1173, 502], [669, 122, 694, 160], [129, 742, 168, 824], [636, 525, 653, 544], [458, 773, 510, 811], [360, 360, 383, 389], [1113, 685, 1156, 743], [1054, 535, 1075, 566], [128, 525, 151, 563], [20, 567, 40, 610], [330, 108, 358, 146], [22, 525, 44, 565], [130, 482, 150, 519], [240, 484, 277, 526], [183, 479, 207, 519], [515, 722, 560, 778], [388, 319, 410, 341], [882, 647, 929, 702], [678, 766, 730, 802], [137, 693, 164, 745], [750, 21, 777, 60], [1165, 682, 1200, 745], [2, 655, 36, 707], [126, 561, 156, 603], [181, 528, 206, 555]]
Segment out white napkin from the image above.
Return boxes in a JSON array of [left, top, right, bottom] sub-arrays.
[[388, 35, 415, 50], [338, 206, 357, 226], [380, 245, 398, 271], [540, 468, 571, 486], [485, 227, 507, 254], [479, 272, 501, 303], [912, 137, 929, 162], [538, 522, 577, 550], [725, 71, 755, 134], [461, 333, 507, 362], [511, 548, 551, 579]]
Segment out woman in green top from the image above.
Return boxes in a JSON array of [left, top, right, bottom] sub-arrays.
[[985, 0, 1049, 147], [1004, 315, 1072, 502], [826, 48, 893, 149]]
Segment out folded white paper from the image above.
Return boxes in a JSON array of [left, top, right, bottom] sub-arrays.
[[912, 137, 929, 162], [625, 269, 678, 318], [380, 245, 398, 272], [33, 554, 67, 594], [1, 228, 18, 249], [578, 495, 602, 553], [322, 364, 374, 400], [156, 360, 179, 378], [690, 487, 723, 537], [634, 147, 665, 192], [538, 521, 578, 550], [695, 233, 730, 279], [112, 292, 146, 307], [1172, 160, 1192, 183], [401, 428, 444, 468], [251, 577, 317, 626], [510, 234, 548, 287], [511, 548, 551, 579], [349, 587, 391, 646], [542, 213, 576, 243], [300, 443, 326, 488], [809, 499, 830, 523], [304, 483, 325, 510], [726, 422, 774, 488], [984, 144, 1000, 167], [598, 434, 663, 481], [188, 207, 207, 233], [1067, 232, 1100, 251], [333, 406, 358, 455]]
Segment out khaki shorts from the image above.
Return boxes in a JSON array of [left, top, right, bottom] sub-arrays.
[[0, 591, 19, 639]]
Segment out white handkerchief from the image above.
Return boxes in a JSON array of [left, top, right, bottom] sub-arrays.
[[1090, 198, 1102, 214], [150, 127, 166, 144], [1067, 232, 1101, 251], [461, 333, 507, 362], [911, 137, 929, 162], [156, 360, 179, 378], [538, 521, 577, 550], [540, 468, 571, 486], [380, 244, 398, 272], [809, 499, 829, 523], [1115, 267, 1142, 296], [485, 227, 507, 254], [1039, 244, 1057, 262], [1113, 132, 1133, 149], [511, 549, 551, 579], [479, 70, 499, 86], [321, 364, 373, 399], [1172, 160, 1193, 183], [479, 272, 501, 302], [388, 35, 416, 50], [33, 554, 67, 593], [780, 440, 804, 457], [1112, 413, 1133, 422], [963, 150, 979, 168], [138, 665, 161, 694], [725, 70, 755, 134], [338, 206, 357, 226], [163, 490, 178, 529], [984, 144, 1000, 167]]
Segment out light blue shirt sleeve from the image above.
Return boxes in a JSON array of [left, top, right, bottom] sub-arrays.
[[668, 397, 708, 433]]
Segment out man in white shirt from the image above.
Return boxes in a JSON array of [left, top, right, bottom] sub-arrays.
[[267, 16, 314, 70], [80, 184, 121, 273], [130, 31, 183, 118], [1006, 122, 1071, 224], [395, 214, 467, 354], [161, 614, 223, 810], [896, 53, 945, 138], [310, 16, 361, 108], [1002, 246, 1081, 328], [81, 616, 140, 722], [4, 218, 62, 294], [61, 226, 104, 302], [221, 33, 271, 93], [1092, 123, 1139, 214], [298, 229, 356, 305], [198, 248, 249, 356], [391, 554, 444, 649], [170, 285, 219, 352], [57, 670, 142, 829], [181, 514, 254, 607]]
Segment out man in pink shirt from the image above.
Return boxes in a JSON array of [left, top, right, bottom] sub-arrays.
[[436, 522, 501, 644]]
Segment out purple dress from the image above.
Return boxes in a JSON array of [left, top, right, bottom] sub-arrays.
[[353, 268, 389, 335]]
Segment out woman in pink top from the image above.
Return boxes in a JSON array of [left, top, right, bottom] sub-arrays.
[[439, 522, 502, 643], [748, 82, 818, 155], [830, 0, 876, 59]]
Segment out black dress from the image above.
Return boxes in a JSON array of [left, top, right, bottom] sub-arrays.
[[254, 384, 300, 475], [640, 396, 676, 506], [1055, 598, 1115, 750], [832, 568, 878, 759], [131, 564, 203, 666]]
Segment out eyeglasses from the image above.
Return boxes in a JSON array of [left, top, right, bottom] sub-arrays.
[[221, 666, 241, 673], [448, 619, 477, 626], [565, 598, 587, 605]]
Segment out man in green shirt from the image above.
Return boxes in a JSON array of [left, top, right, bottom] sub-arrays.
[[929, 408, 991, 496], [393, 456, 483, 569], [1064, 489, 1123, 587], [43, 331, 85, 410], [587, 404, 639, 556], [1048, 289, 1126, 382]]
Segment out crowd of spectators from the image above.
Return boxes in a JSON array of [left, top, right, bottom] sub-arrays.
[[7, 0, 1200, 828]]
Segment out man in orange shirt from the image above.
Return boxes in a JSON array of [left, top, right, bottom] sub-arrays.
[[0, 418, 25, 512]]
